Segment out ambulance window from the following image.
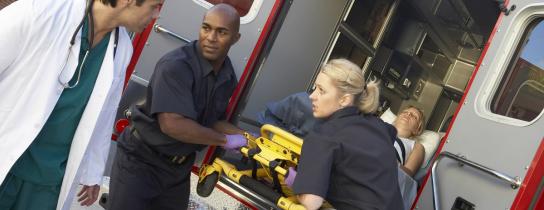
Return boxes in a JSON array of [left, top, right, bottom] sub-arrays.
[[491, 18, 544, 121], [199, 0, 254, 16]]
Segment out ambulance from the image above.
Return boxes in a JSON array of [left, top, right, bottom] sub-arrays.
[[108, 0, 544, 209]]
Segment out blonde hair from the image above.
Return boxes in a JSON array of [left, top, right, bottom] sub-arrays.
[[321, 58, 380, 114], [404, 105, 425, 136]]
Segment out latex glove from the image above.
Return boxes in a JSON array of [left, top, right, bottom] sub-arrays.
[[285, 167, 297, 188], [224, 134, 248, 149]]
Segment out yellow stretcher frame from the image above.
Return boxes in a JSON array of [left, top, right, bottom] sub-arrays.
[[197, 124, 305, 210]]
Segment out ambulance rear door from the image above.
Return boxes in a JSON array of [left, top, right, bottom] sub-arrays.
[[415, 1, 544, 209]]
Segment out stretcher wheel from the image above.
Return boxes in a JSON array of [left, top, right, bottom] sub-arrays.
[[196, 171, 219, 197]]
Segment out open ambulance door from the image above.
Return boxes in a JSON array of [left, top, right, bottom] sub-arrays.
[[113, 0, 281, 167], [414, 1, 544, 209], [109, 0, 286, 208]]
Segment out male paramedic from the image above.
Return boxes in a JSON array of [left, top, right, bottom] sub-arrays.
[[0, 0, 163, 209], [107, 4, 248, 210]]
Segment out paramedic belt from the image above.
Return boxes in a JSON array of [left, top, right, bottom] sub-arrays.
[[128, 104, 206, 151], [130, 127, 192, 165]]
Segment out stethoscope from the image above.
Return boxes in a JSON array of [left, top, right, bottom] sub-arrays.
[[58, 0, 118, 89]]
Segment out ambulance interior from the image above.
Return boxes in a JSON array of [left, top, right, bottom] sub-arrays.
[[222, 0, 504, 208], [326, 0, 500, 133]]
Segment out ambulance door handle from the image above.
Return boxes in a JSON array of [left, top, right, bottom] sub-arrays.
[[153, 24, 191, 43], [431, 151, 521, 210]]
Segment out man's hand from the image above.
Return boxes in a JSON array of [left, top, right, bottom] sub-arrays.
[[77, 184, 100, 206], [224, 134, 247, 149]]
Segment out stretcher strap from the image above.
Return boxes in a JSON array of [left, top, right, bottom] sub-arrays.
[[239, 175, 282, 204], [269, 160, 284, 196], [248, 148, 259, 179], [251, 160, 257, 179]]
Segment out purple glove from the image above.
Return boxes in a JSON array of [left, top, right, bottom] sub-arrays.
[[224, 134, 248, 149], [285, 167, 297, 188]]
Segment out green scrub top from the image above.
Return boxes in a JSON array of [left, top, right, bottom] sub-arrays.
[[10, 17, 111, 186]]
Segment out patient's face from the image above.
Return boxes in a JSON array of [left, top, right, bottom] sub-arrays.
[[395, 107, 422, 135], [309, 73, 343, 119]]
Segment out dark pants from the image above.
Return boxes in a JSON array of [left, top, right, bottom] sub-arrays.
[[108, 131, 195, 210]]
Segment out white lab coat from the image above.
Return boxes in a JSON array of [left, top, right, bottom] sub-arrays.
[[0, 0, 133, 209]]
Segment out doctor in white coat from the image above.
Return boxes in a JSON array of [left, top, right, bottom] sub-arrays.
[[0, 0, 162, 209]]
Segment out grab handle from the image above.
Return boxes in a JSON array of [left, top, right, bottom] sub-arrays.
[[431, 151, 521, 210]]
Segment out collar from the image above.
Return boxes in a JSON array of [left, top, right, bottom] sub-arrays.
[[328, 106, 360, 121], [195, 42, 215, 77], [81, 15, 90, 50], [192, 41, 235, 83]]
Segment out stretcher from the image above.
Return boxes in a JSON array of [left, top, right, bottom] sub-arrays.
[[197, 124, 305, 210]]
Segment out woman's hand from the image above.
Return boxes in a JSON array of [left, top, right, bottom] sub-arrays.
[[297, 194, 324, 210], [285, 167, 297, 187]]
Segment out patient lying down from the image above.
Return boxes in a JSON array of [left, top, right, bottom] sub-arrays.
[[392, 106, 426, 177], [258, 92, 427, 178]]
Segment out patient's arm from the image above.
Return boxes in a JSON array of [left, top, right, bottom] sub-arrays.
[[297, 194, 324, 210], [402, 142, 425, 176]]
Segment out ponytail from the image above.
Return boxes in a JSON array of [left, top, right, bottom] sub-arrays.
[[321, 58, 381, 114], [358, 79, 380, 114]]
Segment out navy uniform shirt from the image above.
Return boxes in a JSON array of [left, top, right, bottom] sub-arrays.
[[140, 41, 237, 155], [292, 106, 404, 210]]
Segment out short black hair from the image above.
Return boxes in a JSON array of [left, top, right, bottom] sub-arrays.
[[99, 0, 146, 7]]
